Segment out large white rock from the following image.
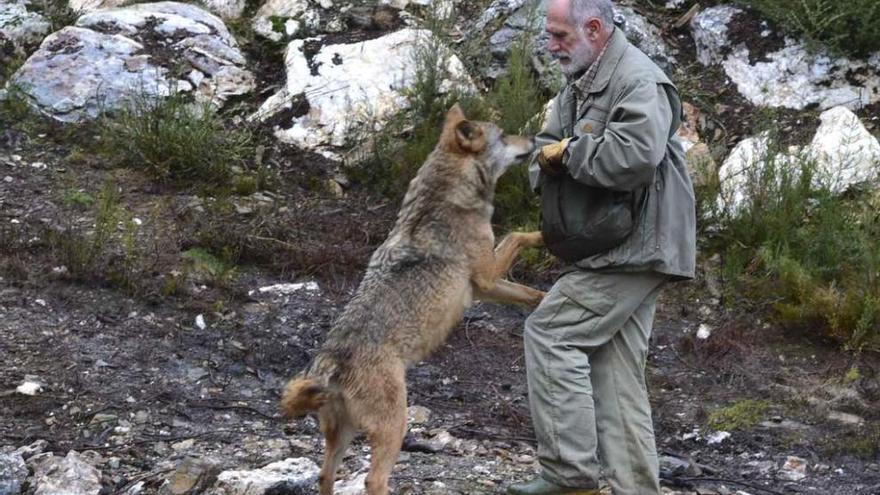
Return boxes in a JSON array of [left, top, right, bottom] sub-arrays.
[[0, 0, 51, 53], [720, 107, 880, 212], [691, 5, 880, 110], [0, 451, 28, 495], [212, 458, 320, 495], [808, 106, 880, 192], [9, 2, 254, 122], [30, 451, 103, 495], [690, 4, 739, 66], [70, 0, 243, 20], [253, 28, 472, 161], [253, 0, 320, 41]]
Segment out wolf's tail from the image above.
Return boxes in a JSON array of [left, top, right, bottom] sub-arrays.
[[280, 377, 329, 418]]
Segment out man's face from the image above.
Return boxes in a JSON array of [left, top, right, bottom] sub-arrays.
[[545, 0, 599, 77]]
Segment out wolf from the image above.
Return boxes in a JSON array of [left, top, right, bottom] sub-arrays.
[[280, 104, 545, 495]]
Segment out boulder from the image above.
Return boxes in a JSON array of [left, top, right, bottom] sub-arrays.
[[9, 2, 254, 122], [212, 458, 319, 495], [70, 0, 244, 20], [0, 451, 28, 495], [251, 0, 319, 42], [719, 107, 880, 211], [691, 5, 880, 110], [252, 28, 472, 161], [0, 0, 51, 54], [30, 451, 103, 495]]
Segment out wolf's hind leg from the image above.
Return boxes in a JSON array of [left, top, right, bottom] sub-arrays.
[[357, 367, 407, 495], [318, 408, 356, 495]]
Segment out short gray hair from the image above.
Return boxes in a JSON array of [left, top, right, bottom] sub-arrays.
[[568, 0, 615, 33]]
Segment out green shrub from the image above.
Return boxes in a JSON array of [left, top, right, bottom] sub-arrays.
[[712, 124, 880, 352], [742, 0, 880, 57], [99, 91, 254, 188], [706, 399, 770, 431]]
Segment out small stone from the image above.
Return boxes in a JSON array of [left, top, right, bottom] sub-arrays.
[[90, 413, 118, 425], [195, 314, 206, 330], [778, 456, 807, 481], [406, 405, 431, 425], [166, 456, 221, 495], [171, 439, 196, 452], [15, 439, 48, 459]]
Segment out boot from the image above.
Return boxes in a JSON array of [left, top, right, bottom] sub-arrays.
[[506, 476, 601, 495]]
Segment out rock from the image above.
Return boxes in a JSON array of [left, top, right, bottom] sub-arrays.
[[612, 5, 676, 71], [0, 451, 28, 495], [15, 375, 43, 396], [15, 439, 48, 459], [692, 5, 880, 110], [808, 106, 880, 192], [407, 405, 431, 425], [252, 28, 472, 161], [165, 456, 221, 495], [251, 0, 316, 42], [778, 456, 807, 482], [70, 0, 241, 20], [696, 324, 712, 340], [212, 458, 319, 495], [333, 472, 367, 495], [200, 0, 246, 19], [685, 143, 716, 189], [10, 2, 254, 123], [720, 106, 880, 212], [690, 5, 740, 66], [31, 451, 103, 495], [706, 431, 730, 444], [255, 282, 320, 296], [0, 0, 51, 54], [827, 410, 865, 426]]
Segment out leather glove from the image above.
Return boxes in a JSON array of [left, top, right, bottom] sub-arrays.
[[537, 138, 571, 176]]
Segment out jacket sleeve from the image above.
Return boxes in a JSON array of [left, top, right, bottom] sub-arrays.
[[564, 80, 674, 191], [528, 93, 566, 191]]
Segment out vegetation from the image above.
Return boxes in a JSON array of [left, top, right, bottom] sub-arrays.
[[706, 399, 770, 432], [708, 121, 880, 352], [742, 0, 880, 57], [97, 91, 256, 190]]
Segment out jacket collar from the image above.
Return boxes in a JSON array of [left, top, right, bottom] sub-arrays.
[[571, 27, 629, 97]]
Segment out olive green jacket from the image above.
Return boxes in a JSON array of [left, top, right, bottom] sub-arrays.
[[529, 28, 696, 280]]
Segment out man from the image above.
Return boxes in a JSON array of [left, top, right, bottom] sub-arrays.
[[507, 1, 696, 494]]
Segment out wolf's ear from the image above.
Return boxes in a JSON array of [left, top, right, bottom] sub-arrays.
[[445, 103, 466, 125], [454, 120, 486, 153]]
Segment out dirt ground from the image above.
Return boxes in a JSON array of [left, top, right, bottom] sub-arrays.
[[1, 130, 879, 494], [2, 1, 880, 494]]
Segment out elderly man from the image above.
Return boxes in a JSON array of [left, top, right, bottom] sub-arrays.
[[508, 1, 696, 494]]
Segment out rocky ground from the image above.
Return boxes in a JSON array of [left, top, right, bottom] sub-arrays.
[[2, 0, 880, 494]]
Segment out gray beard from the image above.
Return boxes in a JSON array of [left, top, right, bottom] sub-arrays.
[[560, 39, 598, 78]]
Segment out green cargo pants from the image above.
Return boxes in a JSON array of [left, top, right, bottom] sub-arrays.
[[523, 270, 667, 495]]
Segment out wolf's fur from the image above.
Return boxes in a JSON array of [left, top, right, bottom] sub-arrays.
[[281, 105, 545, 495]]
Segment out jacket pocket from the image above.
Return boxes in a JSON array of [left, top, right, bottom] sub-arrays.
[[574, 105, 609, 137]]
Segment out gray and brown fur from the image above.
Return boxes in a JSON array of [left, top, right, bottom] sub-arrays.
[[281, 105, 545, 495]]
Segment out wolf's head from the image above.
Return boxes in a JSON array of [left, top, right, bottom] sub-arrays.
[[437, 104, 535, 186]]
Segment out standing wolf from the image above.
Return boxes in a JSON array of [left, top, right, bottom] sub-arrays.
[[280, 105, 544, 495]]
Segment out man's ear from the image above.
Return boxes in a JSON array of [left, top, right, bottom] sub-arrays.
[[455, 120, 486, 154]]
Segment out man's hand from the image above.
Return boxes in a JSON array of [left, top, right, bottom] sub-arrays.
[[537, 138, 571, 176]]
